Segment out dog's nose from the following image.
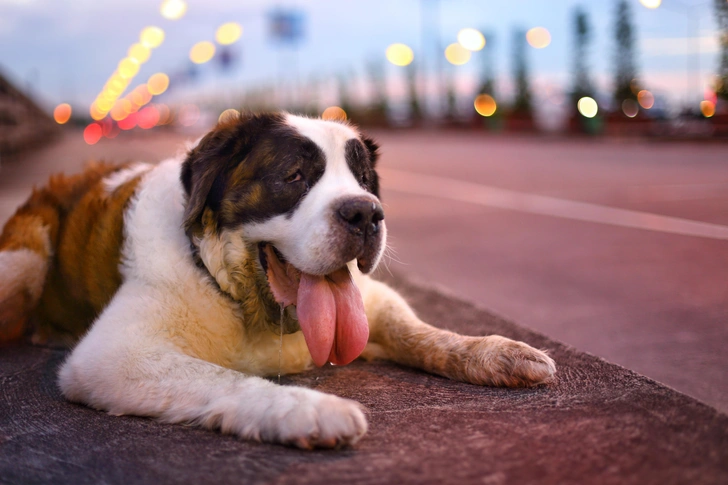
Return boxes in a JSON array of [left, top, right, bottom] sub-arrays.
[[337, 197, 384, 235]]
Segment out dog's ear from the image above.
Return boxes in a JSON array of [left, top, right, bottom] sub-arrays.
[[181, 121, 241, 236], [181, 113, 284, 236]]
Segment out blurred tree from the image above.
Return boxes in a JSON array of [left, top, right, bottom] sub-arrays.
[[613, 0, 639, 104], [512, 29, 532, 114], [715, 0, 728, 100], [366, 61, 387, 110], [477, 31, 496, 97], [407, 63, 422, 122], [571, 7, 594, 105], [337, 74, 354, 118]]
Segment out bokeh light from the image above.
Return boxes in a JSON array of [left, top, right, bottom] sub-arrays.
[[160, 0, 187, 20], [218, 108, 240, 123], [526, 27, 551, 49], [637, 90, 655, 109], [457, 28, 485, 51], [147, 73, 170, 95], [622, 99, 639, 118], [190, 41, 216, 64], [700, 100, 716, 118], [216, 22, 242, 45], [53, 103, 72, 124], [90, 103, 106, 121], [639, 0, 662, 8], [445, 43, 471, 65], [577, 97, 598, 118], [118, 58, 140, 79], [137, 106, 160, 129], [83, 123, 103, 145], [474, 94, 497, 117], [322, 106, 347, 121], [118, 114, 137, 131], [178, 104, 200, 126], [386, 43, 414, 67], [156, 104, 172, 125], [110, 99, 132, 121], [140, 26, 165, 48], [127, 43, 151, 64]]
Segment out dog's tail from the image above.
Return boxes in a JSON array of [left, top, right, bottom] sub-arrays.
[[0, 188, 58, 344]]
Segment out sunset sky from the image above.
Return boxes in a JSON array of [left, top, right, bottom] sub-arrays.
[[0, 0, 722, 113]]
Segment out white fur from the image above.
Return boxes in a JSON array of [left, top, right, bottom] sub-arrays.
[[58, 156, 366, 447], [242, 114, 387, 275], [103, 163, 153, 193], [57, 115, 554, 449]]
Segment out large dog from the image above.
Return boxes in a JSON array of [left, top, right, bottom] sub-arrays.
[[0, 113, 555, 449]]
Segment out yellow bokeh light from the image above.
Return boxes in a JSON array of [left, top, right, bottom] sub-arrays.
[[160, 0, 187, 20], [577, 97, 598, 118], [90, 103, 106, 121], [118, 57, 140, 79], [526, 27, 551, 49], [216, 22, 242, 45], [140, 26, 165, 49], [474, 94, 497, 117], [445, 43, 471, 65], [53, 103, 72, 124], [637, 90, 655, 109], [147, 73, 170, 96], [218, 108, 240, 123], [385, 43, 414, 67], [322, 106, 347, 121], [700, 100, 716, 118], [639, 0, 662, 8], [457, 28, 485, 52], [128, 43, 151, 64], [190, 41, 216, 64], [97, 98, 113, 112]]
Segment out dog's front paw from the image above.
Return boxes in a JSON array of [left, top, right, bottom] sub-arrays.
[[262, 387, 367, 449], [465, 335, 556, 387]]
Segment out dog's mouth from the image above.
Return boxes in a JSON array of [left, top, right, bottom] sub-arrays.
[[258, 243, 369, 367]]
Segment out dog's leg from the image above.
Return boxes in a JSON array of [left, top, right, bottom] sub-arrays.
[[358, 278, 556, 387], [58, 287, 367, 449]]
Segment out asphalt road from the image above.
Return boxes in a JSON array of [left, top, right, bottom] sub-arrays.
[[2, 128, 727, 413]]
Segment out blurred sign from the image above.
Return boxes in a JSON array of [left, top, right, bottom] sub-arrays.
[[269, 9, 305, 44]]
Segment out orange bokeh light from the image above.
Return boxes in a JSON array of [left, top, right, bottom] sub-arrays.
[[322, 106, 347, 121], [53, 103, 72, 124], [147, 73, 170, 96]]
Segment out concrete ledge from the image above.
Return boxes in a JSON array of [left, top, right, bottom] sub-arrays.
[[1, 273, 727, 485]]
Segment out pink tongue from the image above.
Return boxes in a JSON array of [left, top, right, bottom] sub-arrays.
[[296, 267, 369, 367]]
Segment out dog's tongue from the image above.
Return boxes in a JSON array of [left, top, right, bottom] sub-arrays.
[[296, 267, 369, 367]]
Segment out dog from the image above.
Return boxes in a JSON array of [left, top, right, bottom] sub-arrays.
[[0, 113, 556, 449]]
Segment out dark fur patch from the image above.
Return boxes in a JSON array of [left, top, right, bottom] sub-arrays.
[[181, 113, 327, 235], [345, 138, 380, 198]]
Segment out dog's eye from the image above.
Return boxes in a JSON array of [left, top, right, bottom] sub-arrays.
[[285, 171, 302, 184]]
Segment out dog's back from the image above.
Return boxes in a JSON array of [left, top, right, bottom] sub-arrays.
[[0, 162, 145, 345]]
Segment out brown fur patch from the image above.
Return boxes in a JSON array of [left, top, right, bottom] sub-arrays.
[[0, 161, 143, 344]]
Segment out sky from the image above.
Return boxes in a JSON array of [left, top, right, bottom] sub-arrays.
[[0, 0, 722, 116]]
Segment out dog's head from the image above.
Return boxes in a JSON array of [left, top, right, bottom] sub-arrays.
[[181, 112, 385, 366]]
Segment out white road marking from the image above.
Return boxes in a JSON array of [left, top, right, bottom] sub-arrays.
[[380, 168, 728, 241]]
